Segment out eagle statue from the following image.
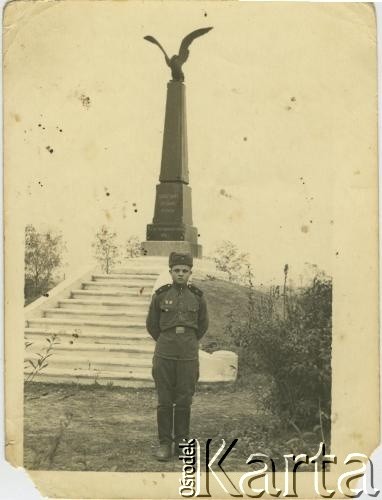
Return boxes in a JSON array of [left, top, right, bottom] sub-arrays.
[[144, 27, 213, 82]]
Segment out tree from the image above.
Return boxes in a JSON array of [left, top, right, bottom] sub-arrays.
[[92, 225, 120, 274], [24, 225, 66, 305], [125, 235, 143, 259], [212, 240, 249, 282]]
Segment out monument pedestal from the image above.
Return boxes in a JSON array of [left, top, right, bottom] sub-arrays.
[[146, 182, 198, 243], [141, 241, 202, 258]]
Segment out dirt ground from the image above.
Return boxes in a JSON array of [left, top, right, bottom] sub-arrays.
[[24, 377, 278, 472]]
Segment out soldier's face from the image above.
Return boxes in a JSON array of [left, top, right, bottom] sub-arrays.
[[170, 265, 192, 285]]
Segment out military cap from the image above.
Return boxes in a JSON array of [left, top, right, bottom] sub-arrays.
[[169, 252, 193, 268]]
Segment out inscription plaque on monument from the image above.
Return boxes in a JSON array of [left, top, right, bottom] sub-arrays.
[[141, 28, 213, 258]]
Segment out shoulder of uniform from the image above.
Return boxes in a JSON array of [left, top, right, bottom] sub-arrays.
[[187, 283, 203, 297], [155, 283, 172, 295]]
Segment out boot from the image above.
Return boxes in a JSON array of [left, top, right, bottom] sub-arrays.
[[156, 406, 173, 461], [155, 443, 173, 462], [174, 406, 191, 447]]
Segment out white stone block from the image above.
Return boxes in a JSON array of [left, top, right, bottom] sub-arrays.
[[199, 349, 238, 383]]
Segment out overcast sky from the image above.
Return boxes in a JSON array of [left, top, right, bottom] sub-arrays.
[[4, 1, 376, 285]]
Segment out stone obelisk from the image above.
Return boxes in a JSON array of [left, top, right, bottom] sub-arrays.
[[141, 27, 212, 258], [142, 81, 201, 257]]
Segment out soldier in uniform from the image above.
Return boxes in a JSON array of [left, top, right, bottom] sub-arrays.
[[146, 252, 209, 461]]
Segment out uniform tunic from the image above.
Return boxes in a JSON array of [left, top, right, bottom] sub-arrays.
[[146, 283, 209, 360]]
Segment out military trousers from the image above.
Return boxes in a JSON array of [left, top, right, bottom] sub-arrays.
[[152, 355, 199, 445]]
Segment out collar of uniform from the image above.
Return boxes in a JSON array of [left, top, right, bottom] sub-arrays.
[[172, 283, 187, 292]]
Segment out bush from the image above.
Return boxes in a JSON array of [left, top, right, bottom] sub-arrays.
[[234, 272, 332, 442], [212, 241, 250, 283], [24, 225, 66, 305], [92, 225, 120, 274], [125, 235, 143, 259]]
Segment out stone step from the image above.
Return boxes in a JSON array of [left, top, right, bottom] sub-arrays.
[[25, 327, 153, 345], [71, 289, 152, 300], [26, 350, 153, 371], [58, 298, 150, 311], [25, 366, 155, 388], [27, 318, 147, 334], [43, 308, 146, 323], [112, 268, 161, 276], [92, 273, 157, 282], [26, 337, 154, 355], [82, 281, 153, 292]]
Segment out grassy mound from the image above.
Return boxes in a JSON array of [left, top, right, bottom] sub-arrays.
[[192, 277, 261, 353]]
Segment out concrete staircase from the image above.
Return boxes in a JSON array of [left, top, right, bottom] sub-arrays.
[[25, 257, 239, 387], [25, 268, 159, 387]]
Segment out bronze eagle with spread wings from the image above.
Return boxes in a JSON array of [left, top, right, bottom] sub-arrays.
[[144, 27, 213, 82]]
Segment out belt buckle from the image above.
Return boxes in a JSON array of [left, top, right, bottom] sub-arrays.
[[175, 326, 185, 334]]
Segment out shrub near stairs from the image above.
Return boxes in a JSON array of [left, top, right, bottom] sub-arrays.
[[233, 275, 332, 452]]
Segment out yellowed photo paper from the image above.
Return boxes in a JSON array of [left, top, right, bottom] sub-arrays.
[[4, 1, 379, 498]]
